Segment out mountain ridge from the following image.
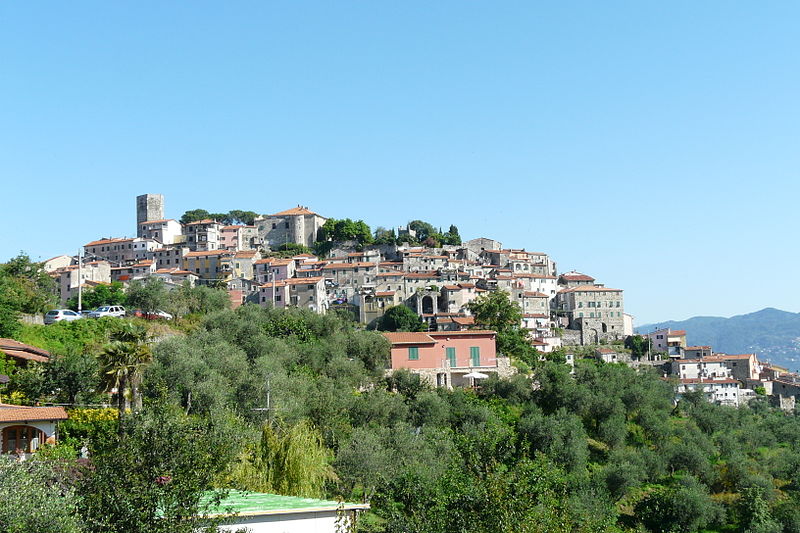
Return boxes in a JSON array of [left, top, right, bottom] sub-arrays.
[[636, 308, 800, 371]]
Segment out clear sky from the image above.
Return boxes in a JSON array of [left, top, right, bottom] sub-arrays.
[[1, 2, 798, 325]]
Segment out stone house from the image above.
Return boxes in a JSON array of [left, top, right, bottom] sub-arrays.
[[254, 258, 296, 284], [554, 285, 625, 337], [151, 247, 188, 269], [322, 262, 378, 288], [464, 237, 503, 257], [182, 250, 235, 281], [152, 268, 198, 287], [220, 225, 259, 251], [684, 346, 713, 359], [231, 250, 261, 279], [645, 328, 687, 352], [42, 255, 73, 272], [557, 271, 596, 288], [83, 238, 136, 264], [440, 283, 479, 314], [258, 277, 328, 314], [357, 290, 399, 325], [57, 260, 111, 303], [184, 219, 222, 251], [255, 206, 327, 249]]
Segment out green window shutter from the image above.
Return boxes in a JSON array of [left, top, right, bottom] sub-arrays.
[[470, 346, 480, 366], [408, 347, 419, 360], [446, 347, 456, 367]]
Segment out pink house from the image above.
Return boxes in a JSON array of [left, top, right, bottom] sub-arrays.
[[382, 330, 511, 387]]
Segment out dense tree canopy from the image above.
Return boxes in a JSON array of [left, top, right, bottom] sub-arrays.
[[7, 300, 800, 533], [376, 305, 425, 332]]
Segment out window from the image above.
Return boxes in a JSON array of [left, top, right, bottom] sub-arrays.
[[470, 346, 481, 366], [285, 222, 290, 229], [272, 223, 277, 229], [446, 347, 456, 367], [408, 347, 419, 360]]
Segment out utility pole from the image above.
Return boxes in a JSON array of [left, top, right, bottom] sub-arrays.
[[77, 249, 83, 312], [251, 374, 273, 427]]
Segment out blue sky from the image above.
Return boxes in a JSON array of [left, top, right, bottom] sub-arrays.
[[1, 2, 798, 324]]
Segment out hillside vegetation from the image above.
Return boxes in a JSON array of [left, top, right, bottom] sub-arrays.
[[4, 305, 800, 532]]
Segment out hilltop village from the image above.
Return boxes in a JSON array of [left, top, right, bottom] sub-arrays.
[[35, 194, 800, 410]]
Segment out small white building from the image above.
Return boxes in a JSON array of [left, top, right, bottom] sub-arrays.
[[205, 491, 369, 533]]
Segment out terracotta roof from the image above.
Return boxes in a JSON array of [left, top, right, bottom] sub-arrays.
[[668, 330, 687, 336], [558, 285, 622, 293], [523, 291, 549, 298], [685, 346, 712, 350], [234, 251, 259, 258], [559, 272, 595, 281], [323, 262, 375, 270], [523, 313, 549, 318], [185, 219, 219, 225], [442, 285, 461, 291], [85, 237, 133, 247], [382, 332, 436, 345], [453, 317, 475, 325], [255, 258, 293, 266], [428, 330, 496, 337], [270, 206, 320, 217], [221, 225, 244, 230], [0, 339, 50, 363], [260, 277, 324, 288], [0, 404, 68, 423], [185, 250, 233, 257], [374, 291, 396, 297]]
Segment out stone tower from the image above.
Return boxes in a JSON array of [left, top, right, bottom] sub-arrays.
[[136, 194, 165, 225]]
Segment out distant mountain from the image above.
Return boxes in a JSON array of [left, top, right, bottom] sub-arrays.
[[636, 308, 800, 371]]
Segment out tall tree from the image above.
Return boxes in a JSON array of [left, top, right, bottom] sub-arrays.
[[377, 305, 425, 332], [179, 209, 212, 225], [467, 290, 539, 367], [99, 323, 153, 413]]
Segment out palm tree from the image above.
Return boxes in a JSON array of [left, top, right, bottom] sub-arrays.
[[99, 323, 153, 414]]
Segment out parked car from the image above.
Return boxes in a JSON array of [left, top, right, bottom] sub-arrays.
[[133, 309, 173, 320], [87, 305, 127, 318], [44, 309, 83, 324]]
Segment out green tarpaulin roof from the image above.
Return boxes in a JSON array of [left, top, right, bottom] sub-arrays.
[[201, 490, 369, 517]]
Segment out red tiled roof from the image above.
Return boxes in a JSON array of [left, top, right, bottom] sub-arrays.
[[0, 404, 68, 423], [428, 330, 496, 337], [84, 237, 133, 247], [184, 219, 219, 225], [374, 291, 395, 297], [558, 285, 622, 293], [260, 277, 324, 288], [0, 339, 50, 364], [185, 250, 233, 258], [382, 332, 436, 345], [270, 206, 320, 217]]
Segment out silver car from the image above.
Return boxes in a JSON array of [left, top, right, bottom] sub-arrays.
[[88, 305, 127, 318], [44, 309, 83, 325]]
